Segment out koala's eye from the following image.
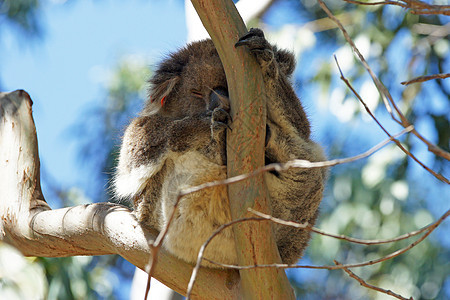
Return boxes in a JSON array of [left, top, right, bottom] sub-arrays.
[[191, 89, 204, 99]]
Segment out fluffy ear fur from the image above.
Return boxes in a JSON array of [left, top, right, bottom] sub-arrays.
[[142, 72, 180, 115], [144, 49, 191, 114], [274, 47, 296, 77], [150, 76, 180, 106]]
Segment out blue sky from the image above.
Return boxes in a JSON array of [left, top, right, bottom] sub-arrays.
[[1, 0, 187, 201], [1, 1, 448, 298]]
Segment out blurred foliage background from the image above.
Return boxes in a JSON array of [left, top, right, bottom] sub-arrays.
[[0, 0, 448, 299]]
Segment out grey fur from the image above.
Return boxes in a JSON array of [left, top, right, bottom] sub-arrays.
[[115, 28, 326, 267]]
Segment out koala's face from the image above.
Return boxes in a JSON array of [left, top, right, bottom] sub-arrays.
[[145, 40, 229, 119]]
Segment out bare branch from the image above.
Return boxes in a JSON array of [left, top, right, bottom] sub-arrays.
[[186, 217, 264, 299], [178, 126, 417, 298], [249, 208, 438, 245], [343, 0, 450, 16], [318, 0, 398, 122], [185, 158, 447, 297], [190, 126, 416, 297], [145, 181, 191, 299], [198, 209, 449, 271], [333, 56, 449, 183], [176, 126, 414, 206], [401, 73, 450, 85], [334, 260, 413, 300], [318, 0, 450, 173], [0, 90, 240, 299]]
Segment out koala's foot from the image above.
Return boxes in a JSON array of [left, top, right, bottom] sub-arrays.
[[235, 28, 277, 77]]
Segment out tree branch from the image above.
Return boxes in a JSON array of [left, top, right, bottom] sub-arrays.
[[185, 0, 277, 42], [0, 90, 240, 299], [190, 1, 295, 299], [333, 56, 449, 183], [318, 0, 450, 180], [401, 73, 450, 85], [194, 208, 449, 271], [343, 0, 450, 16], [334, 260, 413, 300]]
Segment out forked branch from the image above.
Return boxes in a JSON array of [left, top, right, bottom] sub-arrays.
[[317, 0, 450, 181], [0, 90, 239, 299]]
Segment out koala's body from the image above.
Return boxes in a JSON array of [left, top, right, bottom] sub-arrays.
[[114, 29, 326, 267]]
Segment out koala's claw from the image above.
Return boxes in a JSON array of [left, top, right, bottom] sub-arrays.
[[209, 108, 231, 139], [212, 107, 230, 124], [235, 28, 276, 74], [235, 28, 272, 56], [235, 28, 266, 49], [212, 121, 231, 132]]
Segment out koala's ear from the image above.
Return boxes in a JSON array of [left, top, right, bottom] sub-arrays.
[[148, 48, 190, 108], [275, 48, 296, 77], [149, 76, 180, 107]]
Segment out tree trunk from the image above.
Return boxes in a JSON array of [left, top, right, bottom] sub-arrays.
[[190, 1, 295, 299]]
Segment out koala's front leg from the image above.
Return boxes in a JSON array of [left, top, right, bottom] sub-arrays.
[[114, 114, 172, 200], [236, 28, 326, 207], [235, 28, 311, 137], [235, 29, 310, 147], [168, 88, 230, 163], [167, 116, 209, 150], [168, 109, 229, 166]]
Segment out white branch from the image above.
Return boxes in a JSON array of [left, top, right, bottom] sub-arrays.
[[0, 90, 239, 299]]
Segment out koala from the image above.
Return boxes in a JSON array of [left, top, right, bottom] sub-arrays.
[[114, 28, 326, 267]]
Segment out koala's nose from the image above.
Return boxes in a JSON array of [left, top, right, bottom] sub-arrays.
[[209, 88, 230, 112]]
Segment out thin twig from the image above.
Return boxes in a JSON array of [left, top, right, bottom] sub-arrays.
[[333, 55, 449, 183], [334, 260, 413, 300], [343, 0, 450, 16], [170, 127, 413, 298], [401, 73, 450, 85], [318, 0, 450, 173], [183, 125, 413, 207], [284, 126, 413, 169], [249, 208, 437, 245], [186, 205, 448, 296], [144, 245, 158, 300], [167, 127, 414, 297], [144, 187, 186, 298], [200, 209, 449, 270], [187, 203, 446, 296], [186, 217, 264, 299], [319, 0, 399, 122]]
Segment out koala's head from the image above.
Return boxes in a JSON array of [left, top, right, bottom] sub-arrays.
[[143, 40, 229, 118]]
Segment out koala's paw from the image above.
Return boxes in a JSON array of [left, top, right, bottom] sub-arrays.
[[235, 28, 277, 75], [208, 107, 230, 139]]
